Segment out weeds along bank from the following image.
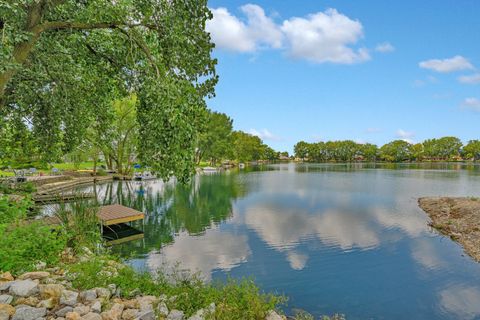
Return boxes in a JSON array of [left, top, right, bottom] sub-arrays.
[[0, 192, 344, 320]]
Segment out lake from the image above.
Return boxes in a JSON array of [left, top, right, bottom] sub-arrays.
[[77, 163, 480, 319]]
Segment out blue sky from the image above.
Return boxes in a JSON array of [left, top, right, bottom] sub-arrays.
[[206, 0, 480, 153]]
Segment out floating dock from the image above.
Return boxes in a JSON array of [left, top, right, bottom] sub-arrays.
[[97, 204, 145, 245], [98, 204, 145, 226]]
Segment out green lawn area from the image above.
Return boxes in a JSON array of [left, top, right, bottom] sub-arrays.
[[0, 162, 106, 176], [52, 162, 106, 171], [0, 170, 15, 177]]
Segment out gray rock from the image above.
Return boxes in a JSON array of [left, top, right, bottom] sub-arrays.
[[137, 310, 155, 320], [9, 280, 39, 297], [60, 289, 78, 306], [56, 306, 74, 317], [95, 288, 110, 300], [18, 272, 50, 280], [121, 309, 139, 320], [107, 284, 116, 294], [157, 302, 169, 317], [90, 301, 101, 313], [0, 282, 13, 292], [12, 306, 46, 320], [37, 298, 55, 309], [188, 309, 204, 320], [167, 310, 185, 320], [0, 294, 13, 304], [0, 310, 9, 320], [80, 289, 97, 302], [74, 305, 90, 316], [81, 312, 102, 320], [265, 310, 283, 320], [207, 303, 215, 314]]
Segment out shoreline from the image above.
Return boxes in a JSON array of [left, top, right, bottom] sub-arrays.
[[418, 197, 480, 262]]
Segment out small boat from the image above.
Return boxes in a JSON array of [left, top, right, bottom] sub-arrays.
[[133, 171, 156, 181], [202, 166, 218, 174], [239, 163, 245, 169]]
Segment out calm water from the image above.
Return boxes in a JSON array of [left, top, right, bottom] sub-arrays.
[[78, 163, 480, 319]]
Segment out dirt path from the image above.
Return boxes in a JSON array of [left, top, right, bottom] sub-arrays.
[[418, 197, 480, 262]]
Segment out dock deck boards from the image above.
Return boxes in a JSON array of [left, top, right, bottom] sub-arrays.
[[98, 204, 145, 226]]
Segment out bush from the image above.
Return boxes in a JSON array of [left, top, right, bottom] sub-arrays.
[[0, 196, 31, 224], [0, 181, 36, 195], [0, 222, 67, 273]]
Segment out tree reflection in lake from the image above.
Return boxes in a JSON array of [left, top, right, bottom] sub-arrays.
[[87, 172, 250, 257]]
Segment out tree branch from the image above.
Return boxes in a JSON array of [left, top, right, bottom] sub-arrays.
[[39, 21, 158, 32]]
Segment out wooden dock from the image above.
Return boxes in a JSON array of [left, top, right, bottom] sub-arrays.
[[97, 204, 145, 245], [98, 204, 145, 226], [32, 192, 95, 203]]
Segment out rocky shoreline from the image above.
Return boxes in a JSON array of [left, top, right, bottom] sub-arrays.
[[418, 197, 480, 262], [0, 269, 284, 320]]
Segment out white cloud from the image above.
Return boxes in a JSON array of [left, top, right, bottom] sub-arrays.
[[396, 129, 415, 143], [206, 5, 282, 53], [439, 285, 480, 320], [208, 6, 370, 64], [462, 97, 480, 112], [413, 76, 438, 88], [458, 73, 480, 84], [281, 9, 369, 64], [396, 129, 414, 139], [248, 128, 280, 141], [419, 55, 474, 73], [375, 42, 395, 53], [147, 230, 251, 281], [241, 4, 283, 49]]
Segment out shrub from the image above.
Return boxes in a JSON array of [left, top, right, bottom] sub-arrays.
[[0, 196, 31, 224], [0, 222, 67, 273], [0, 181, 36, 195]]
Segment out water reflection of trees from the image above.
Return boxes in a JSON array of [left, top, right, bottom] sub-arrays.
[[292, 162, 480, 173], [102, 173, 249, 256]]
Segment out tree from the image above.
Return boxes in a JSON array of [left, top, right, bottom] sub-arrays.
[[1, 1, 217, 180], [96, 96, 138, 175], [197, 111, 233, 165], [463, 140, 480, 161], [359, 143, 378, 162], [232, 131, 265, 162], [423, 137, 462, 160], [410, 143, 424, 161], [264, 146, 278, 161], [294, 141, 309, 160], [379, 140, 412, 162]]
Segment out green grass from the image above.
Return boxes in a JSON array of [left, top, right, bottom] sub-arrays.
[[66, 254, 285, 320], [51, 161, 106, 171], [0, 161, 106, 173], [0, 170, 15, 177], [54, 199, 103, 252], [0, 221, 67, 273]]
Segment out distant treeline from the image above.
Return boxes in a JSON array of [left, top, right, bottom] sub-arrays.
[[294, 138, 480, 162], [196, 111, 287, 165]]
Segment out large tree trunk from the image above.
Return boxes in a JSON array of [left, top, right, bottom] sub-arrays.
[[0, 2, 46, 108]]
